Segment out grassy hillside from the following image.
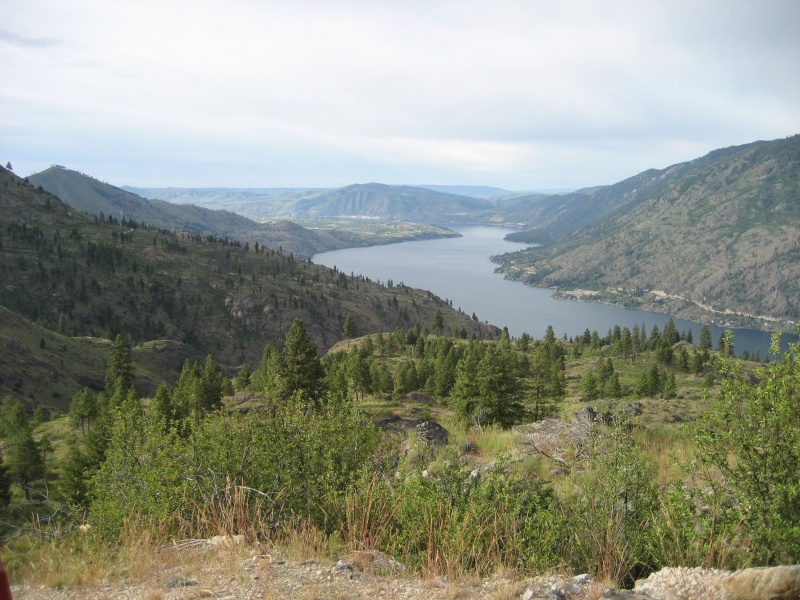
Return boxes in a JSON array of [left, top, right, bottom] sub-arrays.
[[494, 135, 800, 330], [28, 167, 357, 258], [0, 306, 205, 413], [0, 166, 495, 408]]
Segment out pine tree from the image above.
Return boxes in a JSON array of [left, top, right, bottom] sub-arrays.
[[0, 396, 28, 438], [233, 364, 251, 391], [432, 309, 444, 337], [343, 314, 356, 341], [5, 424, 45, 499], [68, 388, 98, 434], [280, 319, 325, 405], [699, 325, 713, 351], [105, 334, 133, 395]]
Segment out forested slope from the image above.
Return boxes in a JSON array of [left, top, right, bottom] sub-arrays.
[[0, 166, 494, 408], [28, 166, 354, 258], [495, 135, 800, 329]]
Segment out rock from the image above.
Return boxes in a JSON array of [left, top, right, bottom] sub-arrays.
[[720, 565, 800, 600], [165, 577, 197, 589], [576, 406, 597, 423], [375, 414, 419, 430], [406, 391, 436, 404], [623, 402, 643, 417], [520, 588, 534, 600], [415, 419, 449, 446], [633, 566, 728, 599], [470, 461, 497, 479], [209, 534, 246, 547]]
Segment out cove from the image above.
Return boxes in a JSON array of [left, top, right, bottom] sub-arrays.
[[314, 226, 796, 358]]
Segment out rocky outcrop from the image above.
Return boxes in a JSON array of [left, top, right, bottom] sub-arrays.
[[415, 420, 449, 446], [518, 565, 800, 599]]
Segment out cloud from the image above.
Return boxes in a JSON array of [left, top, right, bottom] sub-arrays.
[[1, 0, 799, 188]]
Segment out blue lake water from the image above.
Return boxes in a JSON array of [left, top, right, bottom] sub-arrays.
[[314, 226, 797, 358]]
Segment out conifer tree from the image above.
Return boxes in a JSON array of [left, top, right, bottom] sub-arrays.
[[280, 319, 325, 405], [5, 424, 45, 499], [105, 334, 133, 395], [432, 309, 444, 337], [343, 314, 356, 341]]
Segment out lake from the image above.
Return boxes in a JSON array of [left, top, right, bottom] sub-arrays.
[[314, 226, 796, 358]]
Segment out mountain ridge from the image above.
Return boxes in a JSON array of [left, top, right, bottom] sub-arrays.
[[493, 135, 800, 330], [1, 165, 496, 409], [28, 167, 355, 258]]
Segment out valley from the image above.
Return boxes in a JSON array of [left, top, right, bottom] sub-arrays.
[[2, 135, 799, 597]]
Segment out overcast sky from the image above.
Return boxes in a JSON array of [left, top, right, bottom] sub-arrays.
[[2, 0, 799, 191]]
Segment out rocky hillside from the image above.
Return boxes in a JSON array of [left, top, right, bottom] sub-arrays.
[[494, 135, 800, 330]]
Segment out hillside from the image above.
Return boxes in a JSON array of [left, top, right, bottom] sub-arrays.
[[28, 167, 354, 258], [122, 185, 320, 216], [499, 143, 765, 237], [0, 166, 495, 409], [128, 182, 494, 222], [0, 306, 205, 413], [494, 135, 800, 330]]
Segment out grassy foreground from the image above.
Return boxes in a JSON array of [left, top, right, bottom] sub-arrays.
[[2, 324, 799, 591]]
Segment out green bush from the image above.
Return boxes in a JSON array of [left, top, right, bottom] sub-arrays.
[[88, 395, 381, 543], [691, 328, 800, 564]]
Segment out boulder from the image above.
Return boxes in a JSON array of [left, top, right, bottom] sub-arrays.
[[415, 419, 449, 446], [720, 565, 800, 600]]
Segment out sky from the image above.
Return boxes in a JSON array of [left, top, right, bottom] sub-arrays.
[[1, 0, 799, 191]]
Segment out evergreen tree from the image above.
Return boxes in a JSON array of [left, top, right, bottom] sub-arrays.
[[280, 319, 325, 405], [346, 346, 372, 400], [432, 309, 444, 337], [251, 342, 282, 391], [451, 341, 483, 418], [343, 314, 356, 341], [193, 355, 230, 417], [5, 424, 45, 499], [660, 371, 677, 399], [393, 360, 419, 395], [691, 350, 705, 375], [68, 388, 98, 434], [0, 396, 28, 438], [604, 371, 623, 399], [699, 325, 713, 350], [369, 361, 393, 393], [518, 332, 532, 353], [233, 364, 251, 391], [105, 334, 133, 395], [621, 327, 633, 361], [57, 441, 92, 505], [663, 318, 680, 345], [581, 371, 599, 401], [453, 342, 523, 428]]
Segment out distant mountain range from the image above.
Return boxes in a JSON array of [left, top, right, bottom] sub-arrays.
[[126, 182, 498, 222], [29, 168, 368, 258]]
